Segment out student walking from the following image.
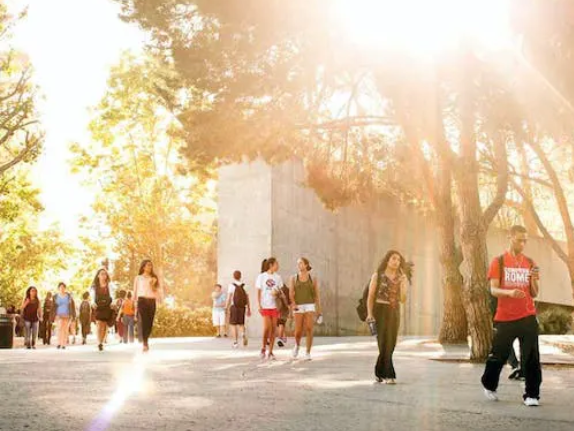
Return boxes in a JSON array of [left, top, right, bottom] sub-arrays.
[[481, 225, 542, 407], [134, 259, 162, 352], [212, 284, 227, 337], [121, 291, 136, 344], [54, 283, 76, 350], [21, 286, 42, 349], [79, 291, 92, 345], [114, 290, 127, 343], [290, 258, 322, 360], [93, 268, 113, 352], [276, 283, 291, 348], [226, 271, 251, 348], [256, 257, 283, 360], [41, 292, 55, 345], [366, 250, 408, 384]]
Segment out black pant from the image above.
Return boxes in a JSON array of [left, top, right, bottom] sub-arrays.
[[43, 321, 53, 345], [81, 320, 90, 340], [482, 315, 542, 399], [494, 323, 520, 369], [374, 304, 400, 379], [138, 298, 156, 344]]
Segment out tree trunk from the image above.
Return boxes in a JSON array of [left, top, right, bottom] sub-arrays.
[[453, 46, 495, 360], [437, 221, 468, 344]]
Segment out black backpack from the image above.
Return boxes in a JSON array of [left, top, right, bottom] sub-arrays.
[[233, 283, 248, 308], [356, 282, 371, 322], [79, 300, 91, 321]]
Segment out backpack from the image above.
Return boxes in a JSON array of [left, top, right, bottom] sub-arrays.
[[356, 281, 371, 322], [79, 300, 91, 322], [233, 283, 248, 308], [489, 254, 534, 315]]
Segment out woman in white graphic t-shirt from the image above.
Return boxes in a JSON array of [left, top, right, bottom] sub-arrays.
[[256, 257, 283, 361]]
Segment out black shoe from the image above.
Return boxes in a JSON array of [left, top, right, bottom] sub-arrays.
[[61, 346, 66, 350], [98, 344, 103, 351], [57, 345, 61, 349], [277, 339, 285, 348], [82, 339, 86, 345], [26, 345, 31, 350], [509, 368, 522, 380]]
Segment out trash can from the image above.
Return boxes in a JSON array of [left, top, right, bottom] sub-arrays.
[[0, 314, 15, 348]]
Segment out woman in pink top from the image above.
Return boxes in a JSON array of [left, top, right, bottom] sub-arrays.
[[134, 259, 162, 352]]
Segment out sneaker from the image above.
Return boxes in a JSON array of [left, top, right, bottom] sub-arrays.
[[277, 339, 285, 348], [232, 342, 238, 349], [260, 349, 266, 360], [292, 345, 300, 359], [304, 352, 312, 361], [26, 345, 31, 350], [61, 346, 66, 350], [509, 368, 522, 380], [524, 398, 540, 407], [57, 345, 61, 349], [243, 335, 248, 346], [375, 377, 383, 384], [483, 389, 499, 401], [386, 378, 396, 385], [268, 353, 277, 361], [98, 344, 103, 352]]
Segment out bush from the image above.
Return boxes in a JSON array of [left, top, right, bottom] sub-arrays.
[[538, 306, 573, 335], [152, 305, 213, 338]]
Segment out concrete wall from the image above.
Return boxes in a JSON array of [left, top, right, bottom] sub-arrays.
[[218, 159, 574, 337]]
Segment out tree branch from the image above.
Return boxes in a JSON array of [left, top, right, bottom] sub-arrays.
[[511, 178, 569, 263], [483, 134, 509, 227]]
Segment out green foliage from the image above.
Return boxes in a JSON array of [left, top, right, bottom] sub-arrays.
[[538, 306, 573, 335], [0, 170, 72, 308], [69, 52, 216, 305], [0, 5, 43, 175], [152, 305, 213, 338]]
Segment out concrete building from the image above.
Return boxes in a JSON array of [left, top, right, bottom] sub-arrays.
[[218, 159, 574, 337]]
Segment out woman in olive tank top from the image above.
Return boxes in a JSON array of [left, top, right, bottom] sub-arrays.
[[289, 257, 322, 361]]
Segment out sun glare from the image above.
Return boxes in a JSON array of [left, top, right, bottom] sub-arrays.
[[334, 0, 513, 57]]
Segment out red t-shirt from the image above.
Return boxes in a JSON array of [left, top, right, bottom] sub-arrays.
[[487, 252, 536, 322]]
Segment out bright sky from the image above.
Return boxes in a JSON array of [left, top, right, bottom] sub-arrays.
[[8, 0, 144, 238]]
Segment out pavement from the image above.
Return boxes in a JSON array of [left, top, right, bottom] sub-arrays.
[[1, 335, 574, 431]]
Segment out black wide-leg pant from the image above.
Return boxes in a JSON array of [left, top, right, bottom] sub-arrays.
[[482, 315, 542, 399], [137, 297, 157, 344], [374, 304, 400, 379]]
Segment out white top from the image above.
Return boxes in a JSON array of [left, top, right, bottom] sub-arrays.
[[256, 272, 283, 309], [134, 275, 161, 300]]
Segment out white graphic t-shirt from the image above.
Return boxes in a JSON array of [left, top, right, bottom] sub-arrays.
[[256, 272, 283, 310]]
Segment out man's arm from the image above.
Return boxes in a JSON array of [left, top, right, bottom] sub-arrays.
[[490, 278, 525, 299], [530, 266, 540, 298]]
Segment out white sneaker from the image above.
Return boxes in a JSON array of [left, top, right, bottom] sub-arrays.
[[292, 345, 300, 359], [386, 378, 396, 385], [304, 352, 312, 361], [483, 389, 499, 401], [232, 342, 238, 349], [524, 397, 539, 407]]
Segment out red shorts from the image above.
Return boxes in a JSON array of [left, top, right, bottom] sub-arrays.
[[260, 308, 280, 318]]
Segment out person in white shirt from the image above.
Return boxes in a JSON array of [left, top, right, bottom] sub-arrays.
[[211, 284, 227, 337], [256, 257, 283, 361], [133, 259, 163, 353], [226, 270, 251, 348]]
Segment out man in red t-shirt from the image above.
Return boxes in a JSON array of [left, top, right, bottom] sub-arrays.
[[481, 225, 542, 407]]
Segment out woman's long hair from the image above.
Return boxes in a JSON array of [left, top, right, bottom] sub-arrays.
[[92, 268, 111, 293], [261, 259, 269, 273], [25, 286, 38, 302], [376, 250, 405, 280], [138, 259, 160, 289]]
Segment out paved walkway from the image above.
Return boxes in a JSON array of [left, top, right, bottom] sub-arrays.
[[1, 336, 573, 431]]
